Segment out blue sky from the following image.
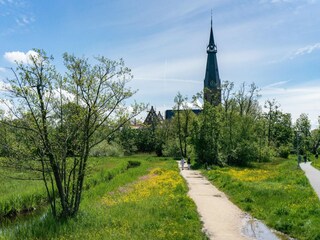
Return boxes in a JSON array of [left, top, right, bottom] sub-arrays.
[[1, 0, 320, 127]]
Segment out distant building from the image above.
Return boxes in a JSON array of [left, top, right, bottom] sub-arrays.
[[143, 106, 163, 126], [204, 16, 221, 105], [164, 17, 221, 120], [165, 109, 202, 120]]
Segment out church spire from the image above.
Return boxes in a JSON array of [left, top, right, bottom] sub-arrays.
[[207, 13, 217, 54], [204, 14, 221, 105]]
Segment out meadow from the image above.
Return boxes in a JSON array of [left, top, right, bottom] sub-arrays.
[[2, 154, 320, 240], [0, 155, 207, 240], [0, 156, 130, 223], [203, 156, 320, 240]]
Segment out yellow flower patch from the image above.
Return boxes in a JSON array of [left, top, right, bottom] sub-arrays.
[[227, 168, 274, 182], [102, 168, 184, 206]]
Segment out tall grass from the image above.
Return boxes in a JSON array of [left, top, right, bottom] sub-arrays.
[[0, 156, 134, 222], [203, 156, 320, 240], [1, 156, 207, 240]]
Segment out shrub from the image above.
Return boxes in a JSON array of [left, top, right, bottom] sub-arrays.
[[90, 141, 124, 157], [258, 146, 275, 162], [277, 145, 291, 159], [229, 141, 259, 166], [162, 140, 181, 159]]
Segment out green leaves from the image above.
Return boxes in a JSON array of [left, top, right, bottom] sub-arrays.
[[0, 49, 145, 218]]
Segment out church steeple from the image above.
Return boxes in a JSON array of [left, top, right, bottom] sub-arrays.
[[204, 14, 221, 105], [207, 16, 217, 54]]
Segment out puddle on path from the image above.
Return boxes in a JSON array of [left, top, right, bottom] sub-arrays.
[[242, 214, 295, 240]]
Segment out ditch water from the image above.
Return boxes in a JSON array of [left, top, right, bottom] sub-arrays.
[[242, 214, 295, 240], [0, 207, 47, 238]]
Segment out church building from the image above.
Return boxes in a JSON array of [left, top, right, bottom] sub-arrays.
[[204, 17, 221, 105], [164, 18, 221, 120]]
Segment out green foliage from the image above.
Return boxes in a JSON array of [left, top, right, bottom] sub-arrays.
[[277, 145, 291, 159], [162, 139, 181, 159], [173, 92, 196, 158], [258, 145, 275, 162], [192, 103, 221, 165], [90, 141, 124, 157], [229, 141, 259, 165], [203, 156, 320, 239], [1, 156, 207, 240], [0, 49, 145, 218], [117, 124, 138, 155], [135, 127, 157, 153], [294, 113, 312, 154], [0, 157, 131, 221]]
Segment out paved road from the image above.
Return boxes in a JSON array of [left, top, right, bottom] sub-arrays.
[[179, 166, 249, 239], [300, 162, 320, 199], [178, 163, 280, 240]]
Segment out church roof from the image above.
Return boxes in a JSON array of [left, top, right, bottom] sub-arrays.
[[204, 16, 221, 105], [204, 17, 220, 89], [143, 106, 163, 125]]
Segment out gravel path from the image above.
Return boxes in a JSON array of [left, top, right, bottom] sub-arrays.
[[300, 162, 320, 199]]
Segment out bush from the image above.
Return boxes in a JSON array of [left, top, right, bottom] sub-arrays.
[[162, 140, 181, 159], [277, 145, 291, 159], [90, 141, 124, 157], [228, 141, 259, 166], [258, 146, 275, 162]]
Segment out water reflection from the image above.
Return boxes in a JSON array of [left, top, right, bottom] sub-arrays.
[[242, 214, 295, 240]]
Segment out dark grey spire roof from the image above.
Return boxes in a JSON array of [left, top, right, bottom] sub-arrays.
[[204, 17, 220, 90]]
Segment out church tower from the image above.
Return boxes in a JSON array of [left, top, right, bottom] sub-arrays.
[[204, 16, 221, 105]]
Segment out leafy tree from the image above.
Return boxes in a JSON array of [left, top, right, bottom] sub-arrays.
[[0, 49, 145, 219], [263, 99, 292, 148], [117, 123, 138, 155], [135, 127, 156, 153], [311, 128, 320, 154], [192, 103, 221, 165], [220, 82, 264, 165], [173, 92, 195, 158], [157, 116, 180, 158], [295, 113, 311, 155]]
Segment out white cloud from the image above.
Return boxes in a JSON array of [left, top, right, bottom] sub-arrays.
[[4, 50, 38, 64], [292, 43, 320, 58], [259, 0, 294, 4], [16, 15, 34, 26], [263, 81, 290, 88]]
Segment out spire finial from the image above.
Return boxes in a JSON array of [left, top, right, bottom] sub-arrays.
[[211, 9, 212, 28]]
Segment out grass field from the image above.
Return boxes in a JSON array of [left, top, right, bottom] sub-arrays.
[[0, 156, 130, 223], [3, 154, 320, 240], [0, 155, 207, 240], [203, 156, 320, 240]]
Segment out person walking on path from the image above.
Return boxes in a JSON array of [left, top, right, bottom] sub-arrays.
[[180, 158, 185, 170], [187, 156, 191, 170]]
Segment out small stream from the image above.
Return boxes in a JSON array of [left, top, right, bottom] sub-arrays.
[[242, 214, 295, 240], [0, 207, 48, 238]]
